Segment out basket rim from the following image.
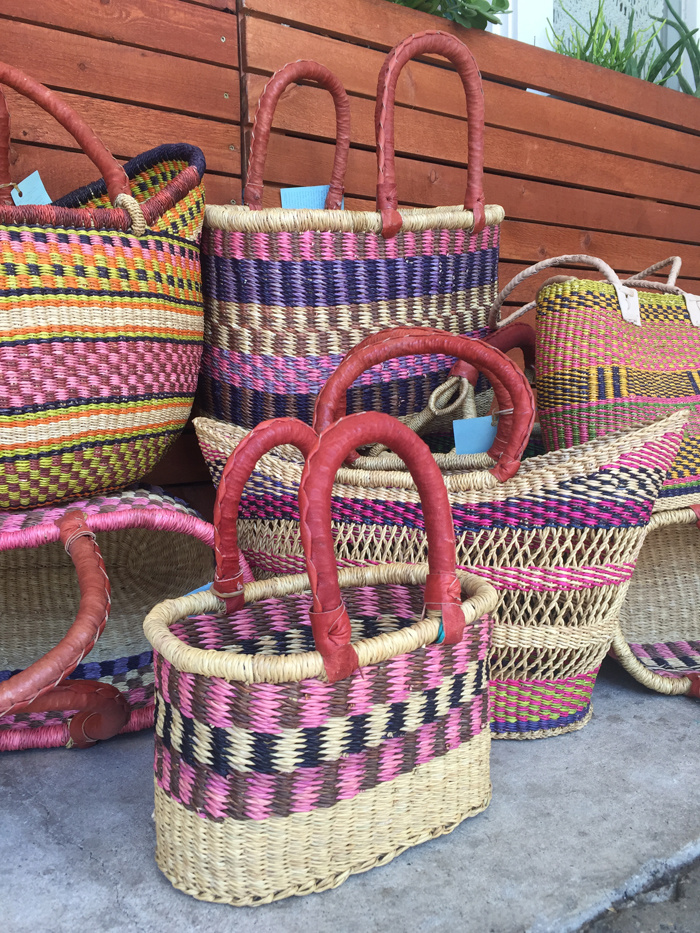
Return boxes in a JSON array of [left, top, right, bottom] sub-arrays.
[[204, 203, 504, 235], [143, 563, 496, 685]]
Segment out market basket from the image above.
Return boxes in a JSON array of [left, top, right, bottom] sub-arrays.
[[0, 64, 206, 510], [197, 30, 504, 429], [196, 330, 687, 738], [0, 488, 219, 750], [144, 412, 497, 905]]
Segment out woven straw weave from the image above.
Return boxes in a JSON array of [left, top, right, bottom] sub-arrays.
[[196, 410, 687, 739], [0, 488, 214, 750]]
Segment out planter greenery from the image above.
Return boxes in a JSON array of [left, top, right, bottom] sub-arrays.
[[388, 0, 510, 30]]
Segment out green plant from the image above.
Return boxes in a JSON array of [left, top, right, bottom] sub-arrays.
[[655, 1, 700, 96], [388, 0, 511, 31], [547, 1, 685, 87]]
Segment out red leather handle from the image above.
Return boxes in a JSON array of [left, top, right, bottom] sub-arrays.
[[20, 680, 130, 748], [0, 511, 111, 717], [375, 31, 486, 237], [245, 60, 351, 210], [212, 418, 318, 613], [313, 330, 535, 480], [450, 323, 536, 384], [0, 89, 12, 206], [300, 412, 466, 683], [0, 61, 131, 205]]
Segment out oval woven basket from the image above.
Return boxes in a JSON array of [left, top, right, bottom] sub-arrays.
[[0, 488, 217, 750]]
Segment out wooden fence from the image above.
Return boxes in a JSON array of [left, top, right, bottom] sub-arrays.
[[2, 0, 700, 497]]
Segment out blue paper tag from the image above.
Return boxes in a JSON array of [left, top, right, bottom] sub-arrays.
[[453, 416, 498, 455], [280, 184, 343, 210], [11, 170, 52, 206]]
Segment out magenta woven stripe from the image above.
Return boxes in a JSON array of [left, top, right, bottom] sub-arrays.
[[466, 563, 636, 591], [204, 224, 500, 263]]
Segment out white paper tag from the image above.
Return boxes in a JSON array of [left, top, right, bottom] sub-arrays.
[[10, 170, 52, 206]]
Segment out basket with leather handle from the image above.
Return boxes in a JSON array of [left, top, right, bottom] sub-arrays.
[[145, 411, 497, 906], [198, 31, 504, 431], [0, 63, 206, 510], [197, 329, 687, 738], [0, 488, 227, 750], [490, 255, 700, 510]]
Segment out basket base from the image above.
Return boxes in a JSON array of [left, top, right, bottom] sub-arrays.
[[489, 670, 598, 739], [153, 728, 491, 906]]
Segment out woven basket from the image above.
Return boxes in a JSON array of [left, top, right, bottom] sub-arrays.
[[0, 65, 206, 510], [0, 488, 220, 750], [145, 412, 497, 905], [197, 31, 504, 430], [196, 330, 687, 739], [612, 505, 700, 697], [490, 255, 700, 510]]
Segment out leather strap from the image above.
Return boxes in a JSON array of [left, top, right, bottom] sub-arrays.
[[245, 60, 351, 210], [313, 329, 535, 480], [0, 510, 111, 716], [450, 323, 536, 384], [212, 418, 318, 613], [299, 412, 467, 682], [20, 680, 130, 748], [0, 61, 131, 206], [375, 31, 486, 236], [0, 89, 12, 206], [687, 673, 700, 699]]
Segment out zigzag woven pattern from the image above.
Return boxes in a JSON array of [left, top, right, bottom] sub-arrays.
[[198, 223, 500, 427], [536, 279, 700, 505], [196, 412, 685, 737], [0, 145, 206, 510]]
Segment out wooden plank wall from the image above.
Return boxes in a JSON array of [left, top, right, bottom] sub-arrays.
[[238, 0, 700, 311]]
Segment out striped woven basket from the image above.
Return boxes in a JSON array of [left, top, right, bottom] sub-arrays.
[[197, 31, 504, 430], [196, 330, 688, 738], [0, 64, 206, 510], [145, 412, 497, 905], [490, 255, 700, 511], [0, 488, 219, 750]]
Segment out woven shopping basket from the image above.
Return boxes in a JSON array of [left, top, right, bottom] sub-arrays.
[[144, 411, 497, 905], [0, 488, 221, 750], [489, 255, 700, 510], [196, 330, 687, 738], [0, 64, 206, 510], [198, 30, 504, 429]]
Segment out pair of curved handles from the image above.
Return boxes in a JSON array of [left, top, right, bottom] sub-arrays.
[[245, 29, 487, 235], [0, 62, 145, 231], [0, 512, 129, 747], [212, 334, 534, 683]]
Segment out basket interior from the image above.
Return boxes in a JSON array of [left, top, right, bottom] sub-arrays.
[[0, 527, 213, 678], [619, 521, 700, 674]]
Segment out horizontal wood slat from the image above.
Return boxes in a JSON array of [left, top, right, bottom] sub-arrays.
[[241, 0, 700, 132], [0, 0, 239, 67]]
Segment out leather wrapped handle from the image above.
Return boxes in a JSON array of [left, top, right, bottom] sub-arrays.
[[313, 329, 535, 480], [375, 30, 486, 237], [0, 62, 131, 206], [450, 322, 536, 384], [245, 60, 351, 210], [300, 412, 467, 683], [212, 418, 318, 613], [0, 510, 111, 717], [0, 89, 12, 206], [19, 680, 130, 748]]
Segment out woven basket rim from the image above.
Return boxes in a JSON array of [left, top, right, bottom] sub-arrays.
[[204, 203, 505, 234], [143, 563, 496, 685]]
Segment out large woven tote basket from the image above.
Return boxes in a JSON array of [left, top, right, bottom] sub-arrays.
[[198, 30, 504, 429], [0, 488, 218, 750], [145, 411, 497, 905], [196, 330, 687, 739], [490, 255, 700, 510], [0, 64, 206, 510]]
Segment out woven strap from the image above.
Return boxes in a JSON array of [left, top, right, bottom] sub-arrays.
[[245, 60, 351, 210], [212, 418, 318, 613], [0, 60, 131, 206], [0, 510, 111, 717], [313, 328, 535, 480], [375, 31, 486, 237], [300, 412, 466, 682]]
